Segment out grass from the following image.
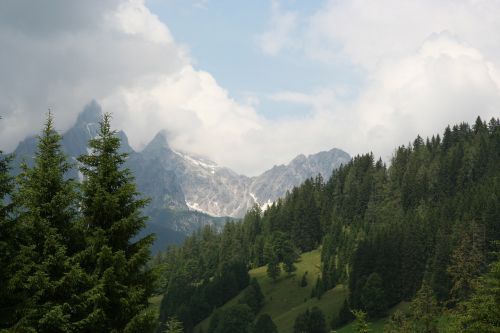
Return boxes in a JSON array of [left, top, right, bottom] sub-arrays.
[[149, 294, 163, 318], [195, 249, 349, 333], [153, 250, 453, 333]]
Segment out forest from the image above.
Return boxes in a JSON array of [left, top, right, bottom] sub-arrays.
[[1, 115, 499, 333], [154, 116, 500, 333]]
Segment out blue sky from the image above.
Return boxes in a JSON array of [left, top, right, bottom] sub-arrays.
[[1, 0, 499, 175], [146, 0, 362, 119]]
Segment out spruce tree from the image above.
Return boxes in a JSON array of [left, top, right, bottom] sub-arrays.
[[453, 251, 500, 332], [360, 272, 387, 318], [0, 141, 19, 328], [8, 113, 89, 332], [253, 314, 277, 333], [352, 310, 370, 333], [408, 280, 439, 333], [164, 316, 184, 333], [78, 113, 156, 332]]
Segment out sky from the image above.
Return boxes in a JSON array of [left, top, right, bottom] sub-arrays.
[[0, 0, 499, 175]]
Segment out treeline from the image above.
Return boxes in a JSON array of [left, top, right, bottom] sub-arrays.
[[0, 114, 156, 332], [156, 116, 500, 332]]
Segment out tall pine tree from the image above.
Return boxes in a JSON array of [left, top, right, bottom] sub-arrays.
[[8, 113, 89, 332], [0, 135, 19, 328], [78, 113, 157, 332]]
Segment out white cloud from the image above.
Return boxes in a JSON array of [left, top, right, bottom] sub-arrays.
[[2, 0, 500, 176], [255, 0, 500, 161], [0, 0, 186, 150], [255, 0, 298, 56]]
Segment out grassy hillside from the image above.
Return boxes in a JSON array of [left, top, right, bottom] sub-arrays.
[[194, 249, 385, 333]]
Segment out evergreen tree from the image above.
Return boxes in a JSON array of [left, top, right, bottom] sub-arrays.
[[409, 280, 439, 333], [308, 307, 327, 333], [331, 300, 354, 329], [447, 224, 486, 303], [239, 278, 264, 314], [164, 316, 184, 333], [0, 140, 19, 328], [384, 311, 411, 333], [453, 251, 500, 332], [293, 307, 327, 333], [78, 113, 156, 332], [8, 114, 89, 332], [352, 310, 370, 333], [360, 273, 387, 318], [267, 258, 281, 282], [300, 271, 308, 287], [211, 304, 254, 333], [253, 314, 277, 333]]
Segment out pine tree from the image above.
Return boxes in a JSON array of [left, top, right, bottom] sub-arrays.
[[253, 314, 277, 333], [383, 311, 411, 333], [447, 224, 486, 304], [8, 113, 89, 332], [360, 272, 387, 318], [331, 300, 354, 329], [239, 278, 264, 314], [293, 307, 327, 333], [164, 316, 184, 333], [267, 258, 281, 282], [264, 239, 280, 281], [78, 113, 157, 332], [453, 251, 500, 332], [0, 140, 19, 328], [352, 310, 370, 333], [409, 280, 439, 333]]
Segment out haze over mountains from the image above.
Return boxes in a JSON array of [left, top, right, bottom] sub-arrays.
[[11, 101, 350, 250]]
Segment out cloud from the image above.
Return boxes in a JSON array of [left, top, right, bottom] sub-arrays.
[[2, 0, 500, 176], [0, 0, 186, 150], [255, 0, 500, 160], [255, 0, 298, 56]]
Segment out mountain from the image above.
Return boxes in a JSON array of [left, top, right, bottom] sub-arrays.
[[130, 131, 350, 218], [10, 102, 350, 250]]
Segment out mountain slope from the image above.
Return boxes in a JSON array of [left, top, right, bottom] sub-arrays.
[[195, 249, 349, 333]]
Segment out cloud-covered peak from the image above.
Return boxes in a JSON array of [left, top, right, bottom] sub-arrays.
[[76, 100, 103, 125]]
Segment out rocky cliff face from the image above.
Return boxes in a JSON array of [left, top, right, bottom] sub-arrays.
[[128, 132, 350, 218]]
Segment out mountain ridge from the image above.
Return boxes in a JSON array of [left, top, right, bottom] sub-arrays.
[[10, 102, 351, 248]]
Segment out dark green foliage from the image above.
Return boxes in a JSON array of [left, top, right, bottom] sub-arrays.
[[360, 272, 387, 318], [159, 258, 250, 330], [267, 258, 281, 281], [300, 271, 308, 287], [4, 114, 89, 332], [164, 316, 184, 333], [154, 116, 500, 331], [253, 314, 277, 333], [447, 222, 486, 304], [352, 310, 370, 333], [408, 280, 440, 333], [239, 278, 264, 314], [453, 250, 500, 332], [293, 307, 327, 333], [77, 113, 156, 332], [331, 300, 354, 329], [384, 311, 412, 333], [209, 304, 254, 333], [0, 146, 18, 327]]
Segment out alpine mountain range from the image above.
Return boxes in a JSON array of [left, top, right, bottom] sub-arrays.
[[10, 101, 351, 252]]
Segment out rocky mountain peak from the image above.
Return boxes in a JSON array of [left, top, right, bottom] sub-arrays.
[[143, 130, 171, 155], [76, 100, 102, 125]]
